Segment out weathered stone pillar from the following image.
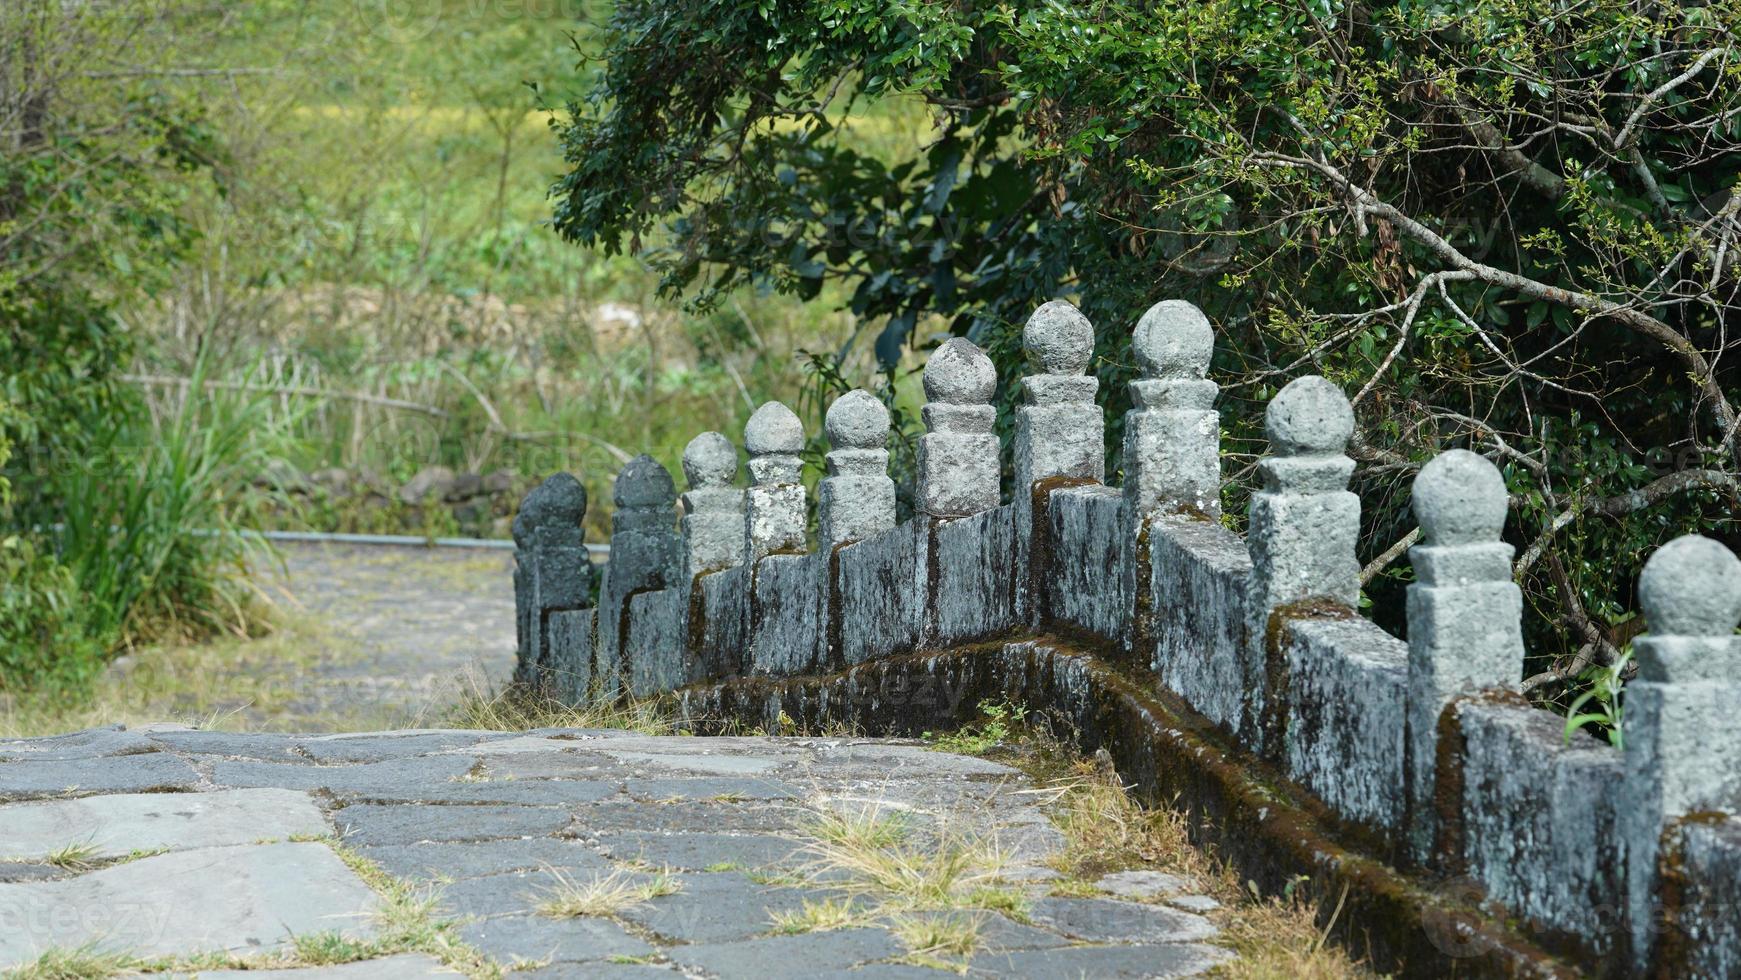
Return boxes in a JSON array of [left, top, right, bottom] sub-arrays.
[[743, 400, 808, 560], [819, 389, 894, 547], [1122, 300, 1220, 520], [510, 472, 596, 696], [596, 455, 678, 700], [1013, 300, 1103, 492], [680, 431, 745, 580], [1403, 449, 1523, 863], [918, 338, 999, 519], [1246, 375, 1360, 745], [1623, 535, 1741, 966], [1013, 301, 1103, 625]]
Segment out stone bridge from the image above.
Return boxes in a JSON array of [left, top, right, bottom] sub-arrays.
[[514, 300, 1741, 977]]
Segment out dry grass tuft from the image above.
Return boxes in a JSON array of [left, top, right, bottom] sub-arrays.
[[442, 675, 674, 735], [535, 867, 682, 919], [889, 912, 985, 973]]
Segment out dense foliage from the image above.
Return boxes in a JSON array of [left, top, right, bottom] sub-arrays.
[[554, 0, 1741, 716], [0, 1, 253, 693]]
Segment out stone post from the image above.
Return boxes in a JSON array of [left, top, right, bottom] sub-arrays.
[[510, 472, 595, 691], [917, 338, 999, 518], [595, 455, 678, 700], [1403, 449, 1523, 863], [1246, 375, 1360, 745], [1122, 300, 1220, 520], [1013, 300, 1104, 492], [1623, 535, 1741, 966], [819, 389, 895, 547], [743, 400, 808, 561], [1013, 301, 1103, 625], [680, 431, 745, 580]]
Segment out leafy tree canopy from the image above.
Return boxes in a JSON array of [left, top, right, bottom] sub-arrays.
[[554, 0, 1741, 702]]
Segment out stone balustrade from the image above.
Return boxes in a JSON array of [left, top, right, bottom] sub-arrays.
[[510, 300, 1741, 976]]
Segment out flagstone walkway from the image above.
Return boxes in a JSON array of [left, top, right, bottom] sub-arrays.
[[0, 725, 1231, 978]]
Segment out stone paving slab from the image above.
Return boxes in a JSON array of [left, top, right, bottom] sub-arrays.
[[0, 752, 200, 801], [0, 842, 379, 967], [0, 788, 328, 860], [0, 726, 1231, 978]]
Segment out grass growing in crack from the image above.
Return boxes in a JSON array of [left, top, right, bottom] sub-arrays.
[[796, 807, 1024, 921], [442, 678, 674, 735], [889, 912, 985, 974], [536, 867, 682, 919], [5, 946, 138, 979], [42, 842, 101, 871], [768, 897, 864, 934]]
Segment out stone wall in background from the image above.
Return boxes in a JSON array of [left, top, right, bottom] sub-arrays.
[[510, 299, 1741, 978], [255, 464, 527, 537]]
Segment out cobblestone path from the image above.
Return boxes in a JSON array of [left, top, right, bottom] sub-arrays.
[[0, 726, 1230, 978]]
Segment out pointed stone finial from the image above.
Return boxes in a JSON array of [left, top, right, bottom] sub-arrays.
[[744, 400, 807, 560], [820, 389, 895, 547], [923, 337, 997, 405], [1124, 300, 1220, 518], [613, 454, 676, 509], [512, 472, 587, 548], [1413, 449, 1508, 547], [1266, 375, 1355, 457], [824, 389, 889, 449], [1403, 448, 1523, 862], [1640, 535, 1741, 641], [1133, 300, 1214, 380], [680, 431, 745, 578], [1024, 300, 1094, 376], [918, 339, 1000, 518], [682, 431, 738, 490]]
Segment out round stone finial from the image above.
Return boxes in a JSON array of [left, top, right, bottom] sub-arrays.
[[744, 400, 804, 456], [1023, 300, 1094, 376], [922, 337, 996, 405], [1265, 375, 1355, 455], [511, 471, 587, 547], [613, 453, 675, 509], [1639, 534, 1741, 637], [825, 389, 890, 449], [682, 432, 738, 489], [1133, 300, 1214, 379], [1412, 449, 1508, 546]]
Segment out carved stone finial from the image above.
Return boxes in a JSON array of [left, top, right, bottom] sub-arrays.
[[1266, 375, 1355, 456], [682, 432, 738, 490], [1024, 300, 1094, 376], [821, 389, 895, 547], [745, 401, 805, 488], [1133, 300, 1214, 380], [1413, 449, 1508, 547], [613, 454, 676, 510], [918, 339, 1000, 518], [745, 401, 805, 457], [923, 337, 997, 405], [743, 400, 807, 559], [824, 389, 889, 450], [512, 472, 587, 548], [1640, 534, 1741, 638]]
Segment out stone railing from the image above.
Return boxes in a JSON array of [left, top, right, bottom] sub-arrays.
[[511, 300, 1740, 977]]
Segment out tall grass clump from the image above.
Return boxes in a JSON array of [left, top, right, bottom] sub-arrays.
[[2, 359, 294, 700]]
